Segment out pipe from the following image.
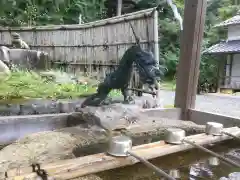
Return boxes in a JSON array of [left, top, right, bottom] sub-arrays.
[[127, 87, 157, 95]]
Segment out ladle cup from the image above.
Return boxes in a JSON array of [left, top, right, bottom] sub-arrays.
[[107, 135, 176, 180], [205, 122, 223, 136], [164, 127, 240, 168], [205, 122, 240, 141]]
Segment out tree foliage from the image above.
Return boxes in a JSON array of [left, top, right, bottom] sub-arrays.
[[0, 0, 240, 92], [0, 0, 107, 26]]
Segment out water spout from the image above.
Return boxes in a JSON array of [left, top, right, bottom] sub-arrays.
[[165, 0, 183, 30]]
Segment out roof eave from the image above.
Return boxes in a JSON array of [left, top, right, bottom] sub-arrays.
[[214, 21, 240, 28], [203, 50, 240, 54]]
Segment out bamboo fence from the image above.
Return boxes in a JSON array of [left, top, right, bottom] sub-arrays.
[[0, 8, 159, 87]]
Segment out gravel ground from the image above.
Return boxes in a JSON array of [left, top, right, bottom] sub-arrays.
[[158, 90, 240, 118]]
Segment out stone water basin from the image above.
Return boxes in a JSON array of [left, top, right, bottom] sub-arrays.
[[1, 130, 240, 179]]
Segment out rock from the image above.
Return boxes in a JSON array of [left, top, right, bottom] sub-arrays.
[[189, 162, 214, 179], [220, 172, 240, 180], [0, 131, 77, 172], [0, 59, 11, 82], [9, 49, 48, 70], [30, 101, 61, 114], [74, 103, 205, 134], [0, 129, 107, 174], [0, 99, 78, 116], [0, 104, 20, 116], [39, 70, 99, 86], [39, 70, 77, 84], [59, 99, 83, 113], [0, 94, 162, 116], [74, 103, 143, 131], [133, 94, 163, 108], [0, 45, 49, 70], [0, 46, 10, 64], [72, 175, 103, 180]]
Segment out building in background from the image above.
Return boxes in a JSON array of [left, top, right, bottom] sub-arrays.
[[204, 13, 240, 94]]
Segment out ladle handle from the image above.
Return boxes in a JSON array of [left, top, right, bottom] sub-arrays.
[[183, 139, 240, 168], [126, 88, 157, 95], [127, 151, 176, 180], [222, 131, 240, 141]]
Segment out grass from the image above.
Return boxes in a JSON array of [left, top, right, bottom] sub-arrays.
[[0, 68, 176, 102], [0, 70, 121, 101], [163, 104, 175, 108]]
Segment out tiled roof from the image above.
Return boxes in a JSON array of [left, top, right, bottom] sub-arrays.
[[203, 40, 240, 54], [215, 15, 240, 27]]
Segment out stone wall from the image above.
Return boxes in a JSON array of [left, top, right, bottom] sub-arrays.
[[0, 99, 84, 116]]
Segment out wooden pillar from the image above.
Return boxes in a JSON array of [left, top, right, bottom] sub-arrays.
[[217, 56, 225, 93], [174, 0, 207, 120]]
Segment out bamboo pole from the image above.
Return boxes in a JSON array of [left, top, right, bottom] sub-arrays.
[[4, 126, 240, 180]]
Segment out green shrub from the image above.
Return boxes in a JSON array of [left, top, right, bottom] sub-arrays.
[[0, 69, 121, 100]]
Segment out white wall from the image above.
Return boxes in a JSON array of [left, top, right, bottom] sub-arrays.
[[228, 24, 240, 41]]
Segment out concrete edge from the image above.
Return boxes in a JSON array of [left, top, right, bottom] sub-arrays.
[[205, 93, 240, 99], [141, 108, 182, 119], [0, 108, 182, 145], [0, 113, 85, 145], [189, 109, 240, 127]]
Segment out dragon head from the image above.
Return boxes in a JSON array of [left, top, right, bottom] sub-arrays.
[[133, 46, 166, 86]]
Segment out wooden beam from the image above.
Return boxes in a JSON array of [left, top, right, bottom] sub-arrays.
[[4, 127, 240, 180], [174, 0, 207, 119]]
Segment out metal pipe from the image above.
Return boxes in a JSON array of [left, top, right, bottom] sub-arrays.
[[116, 0, 122, 16], [183, 139, 240, 168], [127, 88, 157, 95], [127, 151, 176, 180]]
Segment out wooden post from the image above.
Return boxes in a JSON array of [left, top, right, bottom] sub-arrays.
[[174, 0, 207, 120], [217, 55, 226, 92], [117, 0, 122, 16]]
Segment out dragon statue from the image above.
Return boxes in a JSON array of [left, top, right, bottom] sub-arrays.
[[81, 1, 183, 108], [81, 21, 164, 108]]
